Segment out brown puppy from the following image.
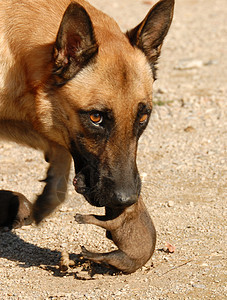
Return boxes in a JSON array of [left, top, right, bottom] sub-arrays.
[[0, 191, 32, 230], [75, 196, 156, 274], [0, 0, 174, 223]]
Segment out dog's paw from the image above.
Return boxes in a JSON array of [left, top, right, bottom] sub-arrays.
[[74, 214, 86, 224]]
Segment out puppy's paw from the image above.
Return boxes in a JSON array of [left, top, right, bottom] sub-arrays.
[[74, 214, 86, 224]]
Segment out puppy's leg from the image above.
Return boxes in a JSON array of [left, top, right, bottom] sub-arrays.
[[75, 213, 124, 231], [33, 144, 71, 224], [81, 246, 137, 274]]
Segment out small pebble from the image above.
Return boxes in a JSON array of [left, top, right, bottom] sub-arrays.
[[167, 200, 174, 207], [200, 263, 209, 267], [184, 126, 195, 132], [175, 59, 204, 70], [192, 283, 206, 289]]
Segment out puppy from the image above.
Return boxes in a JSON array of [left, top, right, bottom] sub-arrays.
[[0, 191, 32, 230], [75, 196, 156, 274]]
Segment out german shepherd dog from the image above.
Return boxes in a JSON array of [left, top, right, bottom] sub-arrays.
[[0, 0, 174, 224]]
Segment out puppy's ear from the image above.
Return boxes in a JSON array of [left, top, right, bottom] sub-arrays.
[[52, 2, 98, 85], [127, 0, 174, 78]]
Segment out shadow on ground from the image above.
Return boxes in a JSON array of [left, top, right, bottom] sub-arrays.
[[0, 231, 61, 267], [0, 231, 120, 279]]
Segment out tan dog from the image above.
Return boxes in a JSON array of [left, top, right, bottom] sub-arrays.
[[0, 191, 32, 230], [0, 0, 174, 224], [75, 196, 156, 274]]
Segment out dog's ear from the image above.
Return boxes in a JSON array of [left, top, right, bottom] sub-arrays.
[[127, 0, 174, 78], [52, 2, 98, 84]]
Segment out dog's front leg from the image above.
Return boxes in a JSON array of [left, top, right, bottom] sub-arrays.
[[33, 144, 71, 224]]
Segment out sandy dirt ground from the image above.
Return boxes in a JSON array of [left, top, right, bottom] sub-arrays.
[[0, 0, 226, 299]]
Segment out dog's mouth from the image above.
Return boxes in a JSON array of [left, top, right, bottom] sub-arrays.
[[73, 165, 98, 195], [73, 162, 103, 207], [71, 142, 140, 208], [71, 141, 102, 206], [73, 164, 141, 209]]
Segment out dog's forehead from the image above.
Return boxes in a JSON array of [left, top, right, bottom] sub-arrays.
[[98, 49, 152, 89], [69, 48, 153, 113]]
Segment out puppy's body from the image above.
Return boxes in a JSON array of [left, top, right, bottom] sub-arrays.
[[0, 191, 32, 230], [75, 197, 156, 274], [0, 0, 174, 222]]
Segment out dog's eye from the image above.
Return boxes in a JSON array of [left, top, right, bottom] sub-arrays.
[[139, 114, 148, 124], [90, 112, 103, 125]]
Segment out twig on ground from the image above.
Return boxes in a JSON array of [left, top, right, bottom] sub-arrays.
[[160, 259, 193, 276]]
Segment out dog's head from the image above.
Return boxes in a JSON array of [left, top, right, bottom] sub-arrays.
[[40, 0, 174, 208]]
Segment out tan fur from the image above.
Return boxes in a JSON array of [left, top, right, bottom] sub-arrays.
[[0, 0, 174, 223], [75, 196, 156, 274]]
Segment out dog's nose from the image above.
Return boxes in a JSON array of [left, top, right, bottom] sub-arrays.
[[115, 191, 138, 207]]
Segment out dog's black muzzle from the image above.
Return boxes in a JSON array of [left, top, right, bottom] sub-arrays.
[[73, 159, 141, 208]]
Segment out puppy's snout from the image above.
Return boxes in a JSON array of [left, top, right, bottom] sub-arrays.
[[115, 191, 138, 207], [73, 174, 87, 194]]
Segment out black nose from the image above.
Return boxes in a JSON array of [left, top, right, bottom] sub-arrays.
[[115, 191, 138, 207]]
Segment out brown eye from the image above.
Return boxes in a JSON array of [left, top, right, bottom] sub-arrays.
[[90, 112, 103, 125], [139, 114, 148, 124]]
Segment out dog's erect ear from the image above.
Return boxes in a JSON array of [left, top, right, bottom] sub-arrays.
[[127, 0, 174, 78], [52, 2, 98, 84]]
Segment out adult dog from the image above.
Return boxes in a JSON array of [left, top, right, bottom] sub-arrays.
[[0, 0, 174, 224]]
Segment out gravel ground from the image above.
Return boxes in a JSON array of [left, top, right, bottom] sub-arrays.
[[0, 0, 226, 299]]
